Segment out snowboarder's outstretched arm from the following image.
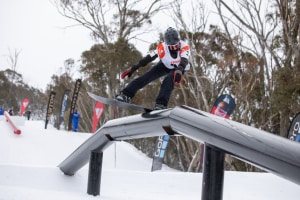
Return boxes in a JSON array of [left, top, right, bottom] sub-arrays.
[[121, 52, 158, 79]]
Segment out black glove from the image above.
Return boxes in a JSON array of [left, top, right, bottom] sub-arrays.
[[121, 65, 140, 79], [173, 65, 184, 85]]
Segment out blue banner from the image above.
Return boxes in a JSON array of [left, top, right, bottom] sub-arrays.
[[151, 135, 170, 171], [58, 90, 70, 129]]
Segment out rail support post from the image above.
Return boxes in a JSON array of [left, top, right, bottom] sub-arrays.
[[87, 151, 103, 196], [201, 143, 225, 200]]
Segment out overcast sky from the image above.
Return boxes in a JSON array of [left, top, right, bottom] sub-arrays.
[[0, 0, 95, 90], [0, 0, 216, 91], [0, 0, 171, 91]]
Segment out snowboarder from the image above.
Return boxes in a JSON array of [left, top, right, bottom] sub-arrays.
[[115, 27, 190, 110], [72, 110, 80, 132]]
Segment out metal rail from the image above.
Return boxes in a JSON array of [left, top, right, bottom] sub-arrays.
[[59, 106, 300, 199]]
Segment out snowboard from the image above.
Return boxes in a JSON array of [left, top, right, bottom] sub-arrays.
[[87, 92, 153, 113]]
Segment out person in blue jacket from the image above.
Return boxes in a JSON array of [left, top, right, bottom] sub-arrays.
[[0, 107, 3, 115], [72, 110, 80, 132]]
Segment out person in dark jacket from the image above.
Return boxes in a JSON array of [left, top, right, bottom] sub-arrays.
[[25, 110, 32, 120], [8, 109, 13, 116]]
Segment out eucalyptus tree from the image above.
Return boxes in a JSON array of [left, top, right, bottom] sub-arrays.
[[165, 0, 276, 172], [272, 0, 300, 136], [53, 0, 169, 45], [53, 0, 174, 119]]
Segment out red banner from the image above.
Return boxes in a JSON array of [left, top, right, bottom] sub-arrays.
[[20, 98, 29, 116], [92, 102, 104, 133]]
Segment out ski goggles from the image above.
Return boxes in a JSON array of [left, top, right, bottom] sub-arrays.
[[168, 42, 180, 50]]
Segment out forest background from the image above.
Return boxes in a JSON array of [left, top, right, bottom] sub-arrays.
[[0, 0, 299, 172]]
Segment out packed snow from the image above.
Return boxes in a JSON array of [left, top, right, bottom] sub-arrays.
[[0, 115, 300, 200]]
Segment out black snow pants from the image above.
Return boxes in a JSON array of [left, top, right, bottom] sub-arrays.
[[122, 61, 175, 107]]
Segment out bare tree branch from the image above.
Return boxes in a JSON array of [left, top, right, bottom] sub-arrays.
[[7, 48, 21, 72], [52, 0, 172, 45]]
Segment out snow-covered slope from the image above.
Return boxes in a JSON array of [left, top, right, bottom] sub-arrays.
[[0, 116, 299, 200]]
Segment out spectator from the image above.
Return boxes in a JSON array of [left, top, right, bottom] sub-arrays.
[[25, 110, 32, 120], [8, 109, 13, 116], [0, 107, 3, 115]]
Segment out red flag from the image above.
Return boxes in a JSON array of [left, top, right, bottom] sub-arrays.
[[20, 98, 29, 116], [92, 102, 104, 133]]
